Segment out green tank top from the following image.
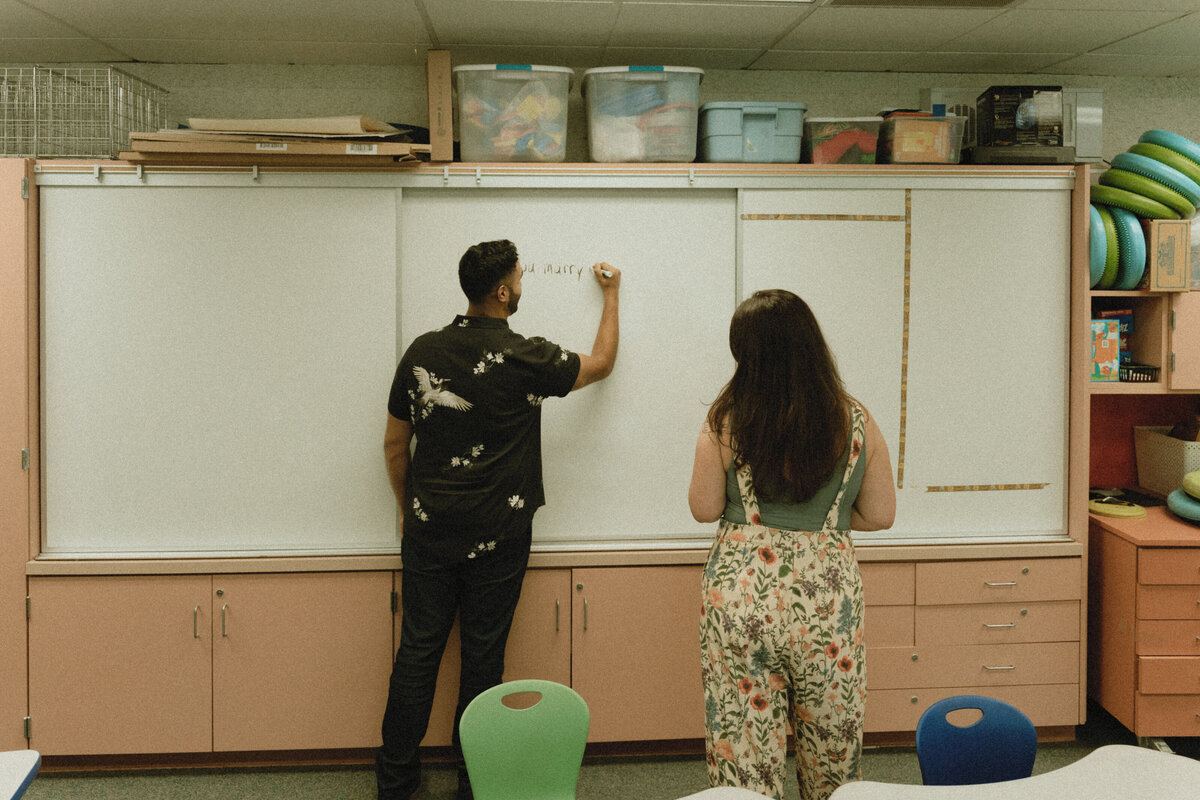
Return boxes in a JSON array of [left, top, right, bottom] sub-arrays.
[[721, 434, 866, 531]]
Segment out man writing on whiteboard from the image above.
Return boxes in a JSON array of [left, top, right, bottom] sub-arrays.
[[376, 239, 620, 800]]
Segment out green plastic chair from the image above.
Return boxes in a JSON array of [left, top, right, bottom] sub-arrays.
[[459, 679, 590, 800]]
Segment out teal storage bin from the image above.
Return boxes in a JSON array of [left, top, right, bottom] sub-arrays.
[[698, 101, 807, 163]]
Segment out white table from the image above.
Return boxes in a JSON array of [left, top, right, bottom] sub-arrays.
[[0, 751, 39, 800], [677, 788, 774, 800], [829, 745, 1200, 800]]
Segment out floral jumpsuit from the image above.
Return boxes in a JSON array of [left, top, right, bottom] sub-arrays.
[[700, 403, 867, 800]]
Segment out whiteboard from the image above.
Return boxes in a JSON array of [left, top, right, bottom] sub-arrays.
[[40, 186, 400, 556], [741, 187, 1070, 543], [398, 189, 737, 548]]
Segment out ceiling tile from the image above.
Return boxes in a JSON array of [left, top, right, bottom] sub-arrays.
[[100, 39, 431, 66], [608, 3, 809, 49], [599, 47, 760, 70], [0, 38, 128, 62], [444, 44, 604, 70], [426, 1, 619, 47], [938, 9, 1183, 53], [22, 0, 430, 44], [1091, 12, 1200, 55], [1043, 51, 1200, 77], [775, 7, 1005, 51], [0, 0, 89, 37], [752, 50, 918, 71], [893, 50, 1072, 73], [1016, 0, 1200, 10]]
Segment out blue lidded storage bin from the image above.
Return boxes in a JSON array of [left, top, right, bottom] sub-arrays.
[[698, 102, 807, 163]]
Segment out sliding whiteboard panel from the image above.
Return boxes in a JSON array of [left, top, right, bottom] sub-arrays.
[[740, 187, 1070, 543], [900, 188, 1070, 541], [399, 189, 736, 548], [40, 186, 399, 556]]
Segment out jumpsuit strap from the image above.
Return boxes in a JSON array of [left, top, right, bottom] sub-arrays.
[[820, 401, 867, 533]]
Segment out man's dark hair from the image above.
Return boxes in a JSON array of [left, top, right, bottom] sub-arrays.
[[459, 239, 519, 303]]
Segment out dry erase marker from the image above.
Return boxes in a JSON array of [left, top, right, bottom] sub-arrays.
[[600, 269, 613, 278]]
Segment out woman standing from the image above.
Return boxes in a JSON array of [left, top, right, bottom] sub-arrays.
[[689, 289, 896, 800]]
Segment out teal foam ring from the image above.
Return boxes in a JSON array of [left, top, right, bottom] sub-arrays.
[[1089, 204, 1106, 288], [1109, 205, 1147, 290], [1112, 151, 1200, 206], [1168, 487, 1200, 523], [1140, 129, 1200, 166]]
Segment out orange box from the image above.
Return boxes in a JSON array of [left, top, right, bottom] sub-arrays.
[[1091, 319, 1120, 381], [877, 115, 964, 164]]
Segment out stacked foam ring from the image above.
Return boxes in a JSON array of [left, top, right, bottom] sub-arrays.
[[1168, 469, 1200, 524], [1089, 129, 1200, 289]]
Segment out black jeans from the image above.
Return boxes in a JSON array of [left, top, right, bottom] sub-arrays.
[[376, 527, 532, 800]]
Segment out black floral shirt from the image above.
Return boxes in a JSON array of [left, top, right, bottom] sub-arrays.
[[388, 315, 581, 564]]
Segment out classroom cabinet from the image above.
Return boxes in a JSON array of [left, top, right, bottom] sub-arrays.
[[1089, 290, 1200, 392], [1089, 510, 1200, 738], [415, 565, 705, 746], [863, 558, 1082, 733], [27, 571, 394, 755]]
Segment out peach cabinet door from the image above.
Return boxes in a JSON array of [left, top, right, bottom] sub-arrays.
[[0, 158, 35, 752], [1169, 292, 1200, 390], [401, 568, 573, 747], [212, 571, 393, 751], [571, 565, 705, 742], [28, 575, 213, 755]]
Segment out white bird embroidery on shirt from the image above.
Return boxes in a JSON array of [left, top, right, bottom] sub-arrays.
[[413, 366, 473, 412]]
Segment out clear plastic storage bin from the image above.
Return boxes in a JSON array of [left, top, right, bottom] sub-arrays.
[[453, 64, 573, 162], [582, 66, 704, 162], [698, 102, 806, 163]]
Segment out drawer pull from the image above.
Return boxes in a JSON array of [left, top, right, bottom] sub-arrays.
[[985, 581, 1018, 587], [984, 665, 1016, 671], [984, 622, 1016, 628]]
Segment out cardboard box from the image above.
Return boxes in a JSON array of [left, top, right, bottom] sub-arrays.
[[802, 116, 882, 164], [1139, 218, 1191, 291], [877, 115, 964, 164], [1091, 319, 1120, 381], [1098, 308, 1133, 363], [976, 85, 1063, 147], [426, 50, 454, 162]]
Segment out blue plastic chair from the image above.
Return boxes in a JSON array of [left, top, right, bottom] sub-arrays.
[[459, 679, 590, 800], [915, 695, 1037, 785]]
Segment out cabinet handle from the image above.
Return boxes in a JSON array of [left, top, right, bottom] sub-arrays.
[[984, 622, 1016, 628], [984, 581, 1017, 587], [583, 598, 588, 631], [194, 605, 200, 638], [984, 665, 1016, 671], [221, 603, 229, 637], [555, 599, 560, 632]]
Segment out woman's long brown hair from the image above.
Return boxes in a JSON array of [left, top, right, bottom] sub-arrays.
[[707, 289, 851, 503]]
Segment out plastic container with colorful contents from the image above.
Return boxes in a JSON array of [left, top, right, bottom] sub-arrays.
[[453, 64, 574, 162], [582, 66, 704, 162]]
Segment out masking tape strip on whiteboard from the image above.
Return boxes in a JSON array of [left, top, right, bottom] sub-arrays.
[[926, 483, 1049, 492], [741, 213, 907, 222], [898, 190, 911, 490]]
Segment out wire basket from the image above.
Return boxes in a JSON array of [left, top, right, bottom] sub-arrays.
[[0, 66, 166, 158]]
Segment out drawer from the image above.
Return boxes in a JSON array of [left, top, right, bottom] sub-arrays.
[[865, 606, 914, 648], [1139, 548, 1200, 585], [1136, 619, 1200, 655], [915, 558, 1080, 605], [915, 600, 1079, 647], [861, 562, 914, 606], [868, 642, 1078, 689], [1135, 693, 1200, 737], [866, 683, 1079, 733], [1139, 656, 1200, 694], [1136, 585, 1200, 620]]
